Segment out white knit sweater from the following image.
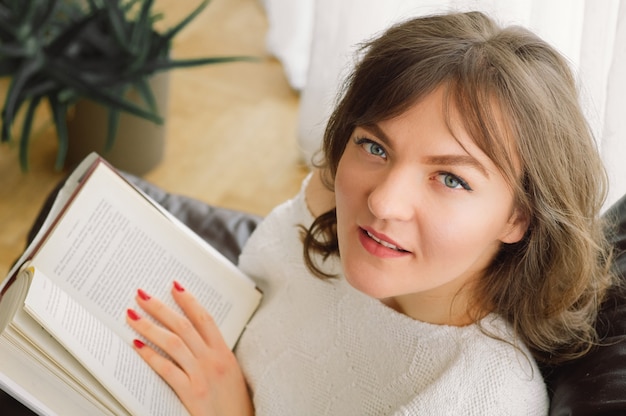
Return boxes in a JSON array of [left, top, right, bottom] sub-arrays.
[[235, 177, 549, 415]]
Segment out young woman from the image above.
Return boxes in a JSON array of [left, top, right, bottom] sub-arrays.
[[126, 11, 614, 415]]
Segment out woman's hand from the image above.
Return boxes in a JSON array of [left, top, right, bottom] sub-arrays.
[[126, 281, 254, 416]]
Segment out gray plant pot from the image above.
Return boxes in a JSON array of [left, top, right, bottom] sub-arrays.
[[65, 72, 170, 176]]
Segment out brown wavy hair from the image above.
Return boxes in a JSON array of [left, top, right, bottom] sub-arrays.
[[302, 11, 616, 365]]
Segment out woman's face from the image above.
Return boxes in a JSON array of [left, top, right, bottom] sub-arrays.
[[334, 86, 527, 325]]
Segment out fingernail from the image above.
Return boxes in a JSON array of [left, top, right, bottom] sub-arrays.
[[173, 280, 185, 292], [133, 339, 145, 349], [137, 288, 151, 301], [127, 308, 140, 321]]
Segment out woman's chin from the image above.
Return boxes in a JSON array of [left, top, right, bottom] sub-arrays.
[[343, 269, 393, 300]]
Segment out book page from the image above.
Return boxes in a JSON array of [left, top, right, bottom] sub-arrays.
[[31, 161, 261, 348], [24, 269, 187, 416], [0, 333, 114, 416], [0, 153, 100, 312], [0, 264, 31, 335], [9, 307, 127, 415]]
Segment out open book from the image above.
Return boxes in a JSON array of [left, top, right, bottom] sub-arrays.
[[0, 154, 263, 415]]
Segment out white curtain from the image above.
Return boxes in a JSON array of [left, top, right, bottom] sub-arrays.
[[260, 0, 626, 208]]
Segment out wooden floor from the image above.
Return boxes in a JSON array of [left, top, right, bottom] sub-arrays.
[[0, 0, 309, 278]]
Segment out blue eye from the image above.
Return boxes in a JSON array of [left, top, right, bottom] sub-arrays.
[[366, 142, 386, 157], [437, 172, 472, 191], [355, 138, 387, 159]]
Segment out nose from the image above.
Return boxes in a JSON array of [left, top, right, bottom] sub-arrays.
[[367, 169, 416, 222]]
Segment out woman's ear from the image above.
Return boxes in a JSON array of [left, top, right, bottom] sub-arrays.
[[499, 208, 530, 244]]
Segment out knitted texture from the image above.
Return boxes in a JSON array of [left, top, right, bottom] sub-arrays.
[[235, 177, 548, 415]]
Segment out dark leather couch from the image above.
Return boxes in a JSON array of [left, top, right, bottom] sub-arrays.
[[3, 174, 626, 415], [544, 194, 626, 415]]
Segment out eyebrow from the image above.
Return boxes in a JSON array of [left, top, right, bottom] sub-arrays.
[[424, 155, 490, 178], [359, 124, 490, 178]]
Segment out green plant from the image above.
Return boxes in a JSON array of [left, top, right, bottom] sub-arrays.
[[0, 0, 250, 170]]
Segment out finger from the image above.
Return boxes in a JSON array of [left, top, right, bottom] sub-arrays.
[[135, 289, 209, 357], [126, 305, 204, 372], [131, 338, 191, 399], [171, 281, 229, 351]]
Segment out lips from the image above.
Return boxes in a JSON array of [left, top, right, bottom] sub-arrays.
[[364, 230, 408, 252], [359, 227, 410, 257]]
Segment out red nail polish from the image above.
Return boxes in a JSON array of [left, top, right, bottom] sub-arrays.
[[137, 288, 151, 301], [127, 308, 140, 321], [133, 339, 145, 349], [173, 281, 185, 292]]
